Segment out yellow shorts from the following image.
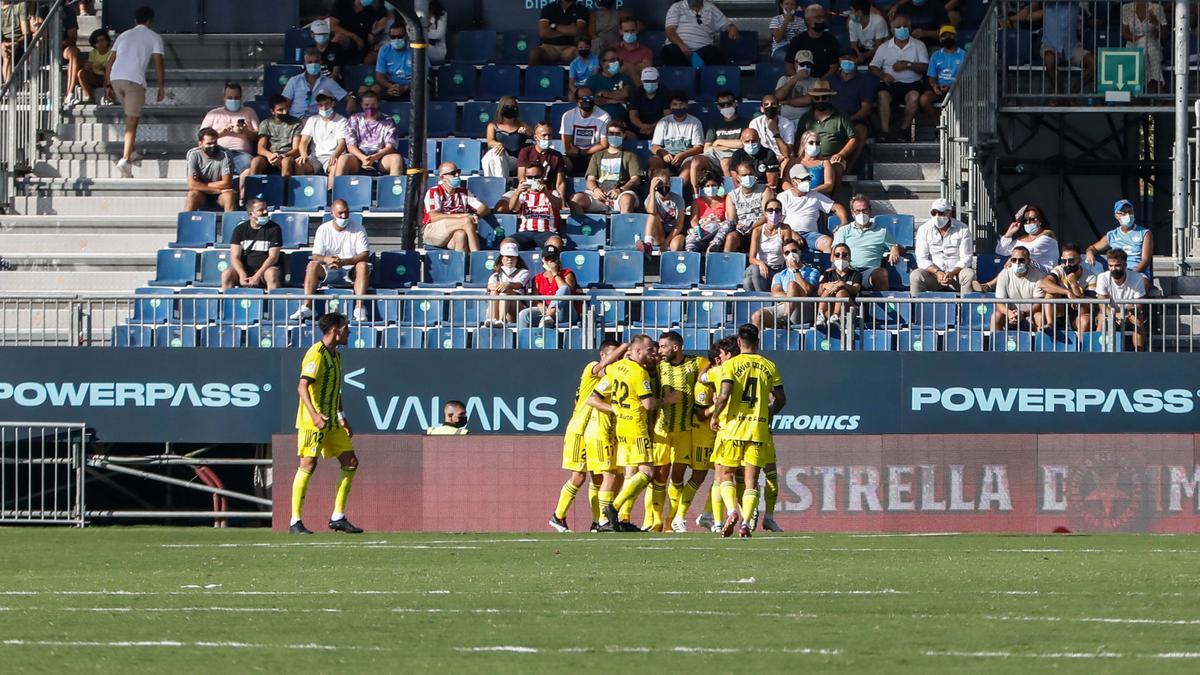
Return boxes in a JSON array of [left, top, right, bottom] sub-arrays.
[[691, 443, 714, 470], [297, 426, 353, 459], [745, 439, 776, 468], [653, 429, 692, 467], [713, 438, 769, 469], [616, 434, 652, 467], [584, 433, 616, 473], [562, 432, 586, 472]]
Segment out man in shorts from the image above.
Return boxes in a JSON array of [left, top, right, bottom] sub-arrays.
[[104, 5, 165, 177], [422, 162, 488, 252], [290, 199, 372, 323], [298, 90, 349, 191], [571, 120, 642, 214], [752, 237, 816, 330], [222, 198, 283, 291]]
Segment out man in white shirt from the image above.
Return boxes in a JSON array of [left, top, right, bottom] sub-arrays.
[[103, 6, 165, 177], [1094, 248, 1147, 351], [992, 245, 1045, 331], [298, 91, 349, 190], [911, 197, 975, 296], [774, 50, 816, 121], [650, 93, 704, 177], [868, 15, 927, 141], [748, 94, 795, 169], [559, 86, 611, 175], [662, 0, 739, 66], [777, 165, 846, 253], [291, 199, 372, 323]]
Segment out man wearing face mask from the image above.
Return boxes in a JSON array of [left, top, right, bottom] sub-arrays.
[[798, 79, 860, 178], [629, 67, 666, 139], [1040, 242, 1095, 343], [832, 195, 903, 292], [848, 0, 889, 64], [298, 91, 349, 191], [249, 94, 303, 182], [919, 25, 965, 117], [785, 4, 841, 78], [752, 238, 816, 329], [427, 401, 470, 436], [991, 245, 1046, 332], [199, 83, 258, 191], [869, 16, 928, 142], [1094, 248, 1147, 350], [292, 199, 372, 323], [694, 90, 750, 189], [888, 0, 953, 43], [508, 164, 566, 251], [778, 165, 845, 253], [184, 128, 236, 212], [308, 19, 348, 84], [335, 91, 403, 181], [371, 19, 425, 101], [573, 121, 642, 214], [559, 86, 612, 175], [775, 50, 817, 121], [222, 198, 283, 291], [912, 197, 975, 296], [614, 16, 653, 81], [532, 0, 590, 66], [514, 122, 568, 205], [283, 48, 351, 119], [728, 128, 781, 190], [815, 242, 864, 326], [830, 50, 876, 141], [1086, 199, 1154, 280], [749, 94, 796, 169], [423, 162, 488, 253], [662, 0, 738, 67], [586, 48, 634, 104], [650, 92, 705, 180]]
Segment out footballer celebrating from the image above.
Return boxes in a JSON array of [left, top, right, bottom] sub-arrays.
[[651, 331, 705, 533]]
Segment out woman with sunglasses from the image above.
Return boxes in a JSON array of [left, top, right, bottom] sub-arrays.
[[743, 196, 799, 292], [996, 203, 1060, 272]]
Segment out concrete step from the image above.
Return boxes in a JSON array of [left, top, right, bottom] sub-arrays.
[[0, 271, 151, 292], [33, 157, 194, 179], [1, 233, 173, 255], [0, 214, 174, 233], [157, 34, 284, 71], [10, 194, 184, 216], [0, 252, 155, 272], [56, 122, 205, 144], [19, 177, 188, 197], [871, 162, 935, 181], [41, 139, 189, 160], [63, 104, 217, 123], [852, 179, 942, 201], [869, 141, 941, 163]]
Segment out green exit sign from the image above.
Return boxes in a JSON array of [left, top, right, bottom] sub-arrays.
[[1097, 48, 1144, 95]]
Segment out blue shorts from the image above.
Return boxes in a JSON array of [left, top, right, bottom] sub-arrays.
[[227, 150, 253, 175], [799, 231, 827, 249]]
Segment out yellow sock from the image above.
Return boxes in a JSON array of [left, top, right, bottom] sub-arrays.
[[619, 498, 634, 522], [650, 481, 667, 529], [678, 480, 700, 519], [641, 488, 655, 530], [764, 469, 779, 516], [598, 490, 616, 524], [735, 475, 746, 504], [614, 472, 650, 517], [588, 483, 601, 523], [741, 488, 760, 523], [720, 480, 739, 514], [554, 481, 580, 520], [332, 467, 355, 518], [290, 468, 312, 523], [710, 481, 724, 522], [666, 481, 684, 524]]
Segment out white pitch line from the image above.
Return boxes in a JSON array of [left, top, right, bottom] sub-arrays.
[[0, 639, 380, 651], [987, 614, 1200, 626], [925, 650, 1124, 659], [455, 645, 842, 655]]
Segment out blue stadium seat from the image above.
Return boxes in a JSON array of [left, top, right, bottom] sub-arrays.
[[565, 213, 606, 250], [169, 211, 218, 248], [602, 250, 643, 287], [427, 101, 458, 137], [897, 329, 939, 352], [376, 251, 421, 289], [467, 250, 501, 287], [699, 66, 742, 100], [561, 326, 590, 349], [282, 28, 314, 64], [381, 101, 411, 133], [760, 328, 801, 351], [516, 327, 558, 350], [423, 250, 467, 287], [736, 100, 761, 121], [976, 254, 1006, 285], [218, 211, 247, 247], [636, 289, 684, 328], [427, 326, 468, 349], [499, 30, 536, 64], [608, 213, 648, 249], [454, 29, 497, 64], [154, 325, 200, 348], [524, 66, 566, 101], [990, 330, 1034, 352], [195, 249, 232, 287], [178, 288, 220, 324], [688, 102, 719, 129], [873, 214, 915, 248], [246, 324, 293, 348], [570, 176, 589, 196], [148, 249, 198, 287], [1002, 29, 1035, 67], [1035, 330, 1079, 353], [478, 64, 520, 100], [629, 140, 653, 169], [657, 67, 696, 99], [594, 292, 628, 327], [641, 30, 666, 61], [720, 31, 759, 66], [285, 250, 312, 288], [958, 293, 993, 331], [346, 326, 377, 349], [439, 139, 483, 175], [271, 213, 309, 249], [731, 292, 774, 327], [519, 250, 543, 271], [375, 176, 407, 212], [459, 101, 495, 138], [475, 326, 515, 349], [443, 296, 485, 327], [478, 213, 517, 250], [910, 296, 958, 330], [425, 138, 441, 170], [282, 176, 328, 212], [380, 326, 422, 349], [341, 64, 374, 93], [400, 291, 445, 327], [242, 175, 285, 209], [1081, 331, 1124, 353], [858, 329, 894, 351], [130, 287, 175, 324], [202, 325, 243, 348], [680, 327, 713, 351], [659, 252, 701, 289], [112, 325, 154, 347], [220, 288, 264, 325], [263, 64, 301, 98], [313, 289, 352, 319], [803, 328, 843, 352], [467, 176, 505, 211], [601, 104, 627, 123], [943, 329, 986, 352], [333, 176, 373, 212], [437, 64, 477, 101], [701, 252, 746, 289], [749, 61, 787, 98], [519, 102, 548, 126], [562, 250, 601, 288], [685, 293, 728, 329], [548, 102, 574, 136]]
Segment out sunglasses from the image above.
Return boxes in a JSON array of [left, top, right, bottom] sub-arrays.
[[765, 207, 782, 213], [832, 252, 850, 259], [1061, 257, 1079, 264], [579, 96, 595, 103], [441, 169, 461, 177], [694, 12, 703, 24], [1010, 257, 1029, 263]]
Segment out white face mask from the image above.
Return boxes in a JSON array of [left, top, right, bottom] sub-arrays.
[[785, 251, 801, 266], [719, 105, 736, 120], [934, 214, 949, 228], [854, 213, 871, 227], [501, 264, 517, 274], [833, 258, 851, 271]]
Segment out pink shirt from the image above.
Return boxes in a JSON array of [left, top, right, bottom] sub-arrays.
[[200, 107, 260, 154]]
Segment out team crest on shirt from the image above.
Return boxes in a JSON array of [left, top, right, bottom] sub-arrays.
[[304, 362, 317, 375], [640, 380, 653, 394]]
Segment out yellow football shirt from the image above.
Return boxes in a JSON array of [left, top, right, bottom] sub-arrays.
[[295, 342, 343, 431], [692, 376, 717, 447], [653, 355, 704, 435], [564, 360, 600, 436], [716, 353, 781, 443], [594, 358, 654, 439]]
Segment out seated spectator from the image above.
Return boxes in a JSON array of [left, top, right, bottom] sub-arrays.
[[34, 4, 82, 107], [0, 0, 28, 83], [334, 91, 403, 179], [560, 86, 611, 174], [786, 4, 840, 78], [298, 90, 349, 190], [532, 0, 590, 66], [769, 0, 807, 61], [78, 28, 112, 104], [869, 16, 928, 141], [919, 25, 965, 116], [222, 198, 282, 291], [424, 0, 448, 65], [423, 162, 488, 252], [426, 400, 469, 435], [779, 165, 845, 252], [789, 130, 836, 196], [284, 49, 351, 119], [888, 0, 953, 43], [816, 242, 864, 325], [744, 196, 798, 291], [200, 83, 258, 198], [628, 68, 666, 139], [726, 160, 776, 252], [567, 38, 599, 100], [992, 245, 1045, 332], [591, 0, 639, 52], [1040, 0, 1094, 94], [833, 195, 902, 291], [912, 197, 975, 296], [484, 239, 530, 327], [1094, 248, 1147, 350], [249, 95, 302, 181], [326, 0, 386, 62], [483, 96, 533, 180], [996, 203, 1059, 272], [643, 167, 687, 251], [729, 127, 782, 190], [309, 19, 349, 84], [748, 95, 796, 173], [662, 0, 738, 67], [752, 237, 816, 329], [587, 48, 634, 105], [613, 16, 653, 81], [848, 0, 890, 64], [776, 50, 817, 122], [514, 122, 568, 203], [184, 128, 236, 212], [572, 121, 642, 214], [371, 18, 423, 100], [508, 162, 566, 250], [650, 92, 704, 178], [798, 80, 862, 179], [1086, 198, 1154, 279], [1040, 242, 1094, 342], [831, 50, 877, 141], [692, 90, 749, 189], [518, 244, 580, 328], [684, 171, 736, 253], [291, 199, 371, 323]]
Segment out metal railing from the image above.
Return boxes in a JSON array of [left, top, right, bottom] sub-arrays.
[[0, 422, 86, 525], [0, 292, 1194, 353], [0, 0, 64, 210], [940, 0, 999, 245]]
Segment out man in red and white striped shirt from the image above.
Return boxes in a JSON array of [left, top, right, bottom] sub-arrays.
[[505, 162, 565, 250], [422, 162, 489, 251]]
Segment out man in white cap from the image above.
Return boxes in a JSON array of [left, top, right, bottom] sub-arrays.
[[309, 19, 349, 84], [629, 66, 666, 139], [775, 49, 817, 121], [911, 197, 975, 296]]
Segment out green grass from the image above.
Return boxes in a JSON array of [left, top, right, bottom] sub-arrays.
[[2, 529, 1200, 673]]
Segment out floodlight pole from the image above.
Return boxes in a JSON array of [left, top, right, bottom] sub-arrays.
[[1172, 0, 1189, 273], [400, 2, 429, 251]]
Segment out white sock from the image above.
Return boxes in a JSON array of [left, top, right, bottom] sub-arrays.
[[290, 517, 300, 526], [330, 511, 344, 521]]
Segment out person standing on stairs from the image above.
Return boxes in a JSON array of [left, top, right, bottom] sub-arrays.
[[104, 5, 165, 178]]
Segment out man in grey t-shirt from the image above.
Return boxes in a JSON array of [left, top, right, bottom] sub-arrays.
[[184, 127, 236, 212]]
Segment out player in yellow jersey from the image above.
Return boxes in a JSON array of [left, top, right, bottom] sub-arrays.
[[588, 334, 659, 532], [684, 341, 724, 533], [647, 331, 704, 532], [550, 340, 627, 533], [709, 324, 787, 538], [695, 336, 740, 532], [290, 313, 363, 535]]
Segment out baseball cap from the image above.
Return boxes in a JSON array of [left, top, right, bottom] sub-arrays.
[[1113, 198, 1134, 212], [499, 242, 519, 257], [314, 89, 336, 103], [789, 164, 811, 182], [309, 19, 330, 35], [939, 24, 956, 36], [641, 67, 659, 82], [542, 243, 562, 262], [794, 49, 814, 66], [930, 197, 953, 213]]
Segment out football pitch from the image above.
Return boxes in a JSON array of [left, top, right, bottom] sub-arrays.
[[2, 529, 1200, 673]]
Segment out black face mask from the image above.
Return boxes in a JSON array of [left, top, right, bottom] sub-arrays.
[[940, 38, 956, 49], [655, 182, 669, 194], [578, 49, 591, 59], [204, 146, 220, 156], [1062, 262, 1079, 273], [763, 106, 779, 118], [813, 101, 831, 112], [1112, 269, 1126, 280], [810, 22, 825, 32], [579, 100, 595, 113], [501, 105, 517, 118]]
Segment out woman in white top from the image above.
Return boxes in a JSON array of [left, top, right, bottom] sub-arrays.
[[743, 196, 798, 291], [995, 203, 1060, 272], [484, 239, 530, 327], [425, 0, 448, 65], [768, 0, 806, 61], [724, 159, 776, 253]]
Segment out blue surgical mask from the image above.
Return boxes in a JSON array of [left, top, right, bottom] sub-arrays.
[[318, 107, 335, 118], [644, 82, 658, 94], [1024, 222, 1040, 235], [361, 0, 374, 6], [537, 138, 551, 150], [334, 216, 349, 228], [744, 141, 760, 155], [739, 175, 757, 189], [314, 33, 330, 45], [840, 59, 855, 73], [255, 215, 270, 225], [702, 186, 719, 197], [224, 99, 241, 112], [1014, 263, 1028, 275], [305, 63, 321, 76], [895, 27, 911, 41], [390, 38, 406, 50], [1118, 214, 1135, 228], [623, 32, 637, 44], [607, 134, 624, 148], [805, 143, 820, 158], [446, 175, 462, 189], [606, 61, 620, 75]]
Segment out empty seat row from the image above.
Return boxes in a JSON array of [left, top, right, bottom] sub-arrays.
[[239, 175, 407, 212]]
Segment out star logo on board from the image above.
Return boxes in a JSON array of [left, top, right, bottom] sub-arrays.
[[1068, 451, 1144, 532]]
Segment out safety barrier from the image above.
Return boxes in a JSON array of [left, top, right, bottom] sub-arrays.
[[0, 421, 86, 525]]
